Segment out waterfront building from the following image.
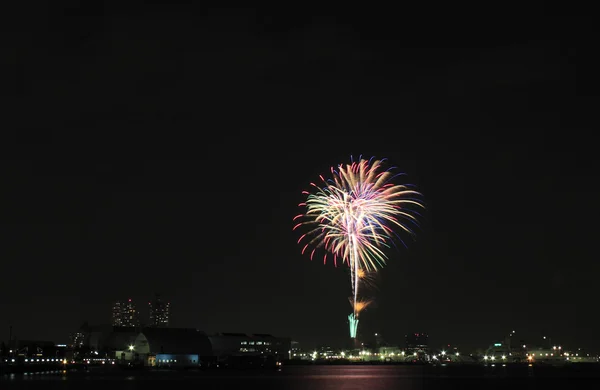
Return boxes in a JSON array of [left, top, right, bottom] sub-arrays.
[[208, 333, 291, 362], [131, 328, 212, 366], [405, 332, 428, 352]]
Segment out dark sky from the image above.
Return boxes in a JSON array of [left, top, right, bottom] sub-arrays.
[[2, 4, 598, 352]]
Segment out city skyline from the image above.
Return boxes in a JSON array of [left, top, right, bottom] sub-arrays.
[[2, 5, 597, 352], [108, 295, 171, 329]]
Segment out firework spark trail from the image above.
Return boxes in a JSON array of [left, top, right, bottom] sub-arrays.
[[294, 157, 424, 338], [356, 268, 378, 290], [349, 297, 373, 315]]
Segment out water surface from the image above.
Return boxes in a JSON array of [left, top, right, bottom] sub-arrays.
[[2, 364, 599, 389]]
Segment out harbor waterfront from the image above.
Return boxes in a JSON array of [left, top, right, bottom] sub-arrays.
[[2, 327, 598, 376]]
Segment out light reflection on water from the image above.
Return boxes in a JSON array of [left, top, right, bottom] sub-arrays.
[[1, 366, 422, 390], [1, 365, 597, 389]]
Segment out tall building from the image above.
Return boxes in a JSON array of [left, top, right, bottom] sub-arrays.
[[69, 330, 86, 348], [112, 298, 140, 327], [148, 294, 170, 328]]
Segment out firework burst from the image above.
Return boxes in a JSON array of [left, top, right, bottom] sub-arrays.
[[293, 156, 424, 339]]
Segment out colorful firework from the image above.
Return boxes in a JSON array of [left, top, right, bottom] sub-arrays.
[[293, 156, 424, 339]]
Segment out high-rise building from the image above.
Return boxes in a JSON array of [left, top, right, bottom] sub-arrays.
[[112, 298, 140, 327], [112, 302, 123, 326], [69, 331, 86, 348], [148, 294, 170, 328]]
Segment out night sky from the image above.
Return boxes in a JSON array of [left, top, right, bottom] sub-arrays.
[[3, 4, 597, 352]]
